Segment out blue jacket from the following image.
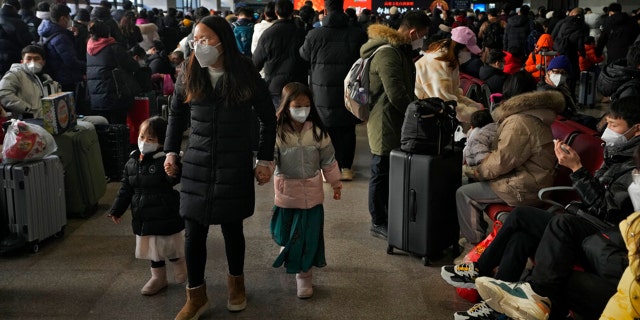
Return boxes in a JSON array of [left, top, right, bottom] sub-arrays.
[[37, 19, 85, 86]]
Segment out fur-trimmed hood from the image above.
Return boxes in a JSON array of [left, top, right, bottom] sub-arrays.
[[492, 91, 564, 124], [360, 24, 409, 58]]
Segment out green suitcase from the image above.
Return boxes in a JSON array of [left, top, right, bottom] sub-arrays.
[[53, 125, 107, 218]]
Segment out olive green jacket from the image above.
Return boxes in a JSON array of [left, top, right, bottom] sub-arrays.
[[362, 24, 416, 156]]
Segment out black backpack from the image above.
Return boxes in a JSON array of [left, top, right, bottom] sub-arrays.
[[400, 97, 458, 155], [483, 22, 504, 49]]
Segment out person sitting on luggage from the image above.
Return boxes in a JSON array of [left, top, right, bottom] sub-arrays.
[[479, 49, 508, 93], [579, 36, 604, 72], [0, 45, 60, 119], [472, 96, 640, 320], [463, 109, 497, 166], [107, 116, 187, 296], [454, 70, 564, 265]]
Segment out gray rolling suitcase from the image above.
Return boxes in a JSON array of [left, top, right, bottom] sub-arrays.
[[387, 149, 461, 265], [0, 156, 67, 253], [578, 71, 596, 107]]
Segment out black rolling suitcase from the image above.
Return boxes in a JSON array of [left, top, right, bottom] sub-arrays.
[[95, 124, 130, 182], [387, 149, 462, 265], [387, 97, 461, 265], [578, 71, 596, 107]]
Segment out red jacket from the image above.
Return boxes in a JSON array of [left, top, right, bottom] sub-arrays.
[[503, 51, 522, 75], [579, 44, 604, 72]]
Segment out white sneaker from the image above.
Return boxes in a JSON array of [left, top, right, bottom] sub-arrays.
[[476, 277, 551, 320]]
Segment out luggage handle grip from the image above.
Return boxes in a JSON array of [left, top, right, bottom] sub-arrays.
[[409, 189, 417, 222]]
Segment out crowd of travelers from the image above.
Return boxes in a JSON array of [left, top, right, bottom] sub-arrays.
[[1, 0, 640, 319]]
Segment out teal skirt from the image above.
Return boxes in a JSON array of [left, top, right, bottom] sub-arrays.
[[270, 204, 327, 273]]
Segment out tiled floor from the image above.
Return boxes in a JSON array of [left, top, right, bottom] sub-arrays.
[[0, 124, 470, 320], [0, 100, 609, 320]]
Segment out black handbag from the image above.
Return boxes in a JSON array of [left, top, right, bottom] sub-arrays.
[[112, 67, 142, 100]]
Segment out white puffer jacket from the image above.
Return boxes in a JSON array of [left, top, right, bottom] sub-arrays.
[[0, 63, 60, 118]]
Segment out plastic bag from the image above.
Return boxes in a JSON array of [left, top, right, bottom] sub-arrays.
[[162, 74, 174, 96], [2, 119, 57, 163]]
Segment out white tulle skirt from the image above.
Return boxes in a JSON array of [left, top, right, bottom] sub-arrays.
[[135, 230, 185, 262]]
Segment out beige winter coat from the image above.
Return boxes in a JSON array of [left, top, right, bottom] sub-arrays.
[[475, 91, 564, 206]]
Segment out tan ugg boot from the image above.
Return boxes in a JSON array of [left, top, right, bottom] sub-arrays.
[[296, 270, 313, 299], [227, 274, 246, 312], [172, 258, 187, 284], [141, 267, 168, 295], [175, 283, 210, 320]]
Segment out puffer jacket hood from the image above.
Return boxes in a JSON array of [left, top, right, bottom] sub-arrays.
[[492, 90, 565, 124], [87, 37, 116, 56], [361, 24, 410, 57], [535, 33, 553, 52], [37, 18, 67, 39], [597, 58, 640, 97]]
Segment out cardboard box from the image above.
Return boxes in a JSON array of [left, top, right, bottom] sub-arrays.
[[41, 92, 77, 135]]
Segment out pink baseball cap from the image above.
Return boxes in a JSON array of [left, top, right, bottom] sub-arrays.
[[451, 26, 482, 55]]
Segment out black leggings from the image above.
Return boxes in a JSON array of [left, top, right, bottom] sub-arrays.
[[184, 218, 245, 288]]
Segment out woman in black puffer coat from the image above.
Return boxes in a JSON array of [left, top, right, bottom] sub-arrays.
[[86, 20, 139, 124], [163, 16, 276, 319]]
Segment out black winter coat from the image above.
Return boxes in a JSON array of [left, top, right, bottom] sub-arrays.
[[596, 59, 640, 101], [479, 64, 507, 93], [299, 12, 367, 127], [164, 60, 277, 226], [110, 151, 184, 236], [253, 19, 308, 97], [147, 51, 173, 75], [0, 6, 34, 75], [571, 136, 640, 224], [87, 41, 139, 111], [503, 14, 530, 55], [596, 12, 640, 64]]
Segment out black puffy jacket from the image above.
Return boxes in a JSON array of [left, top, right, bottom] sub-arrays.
[[110, 150, 184, 236], [0, 6, 34, 75], [571, 137, 640, 224], [479, 64, 507, 93], [86, 39, 139, 111], [596, 59, 640, 102], [253, 19, 308, 97], [164, 60, 276, 226], [299, 12, 367, 127], [503, 14, 530, 54]]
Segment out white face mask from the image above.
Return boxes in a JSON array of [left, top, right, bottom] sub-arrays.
[[549, 73, 566, 87], [600, 127, 628, 147], [138, 140, 159, 154], [67, 17, 73, 29], [26, 61, 43, 74], [628, 172, 640, 212], [290, 107, 310, 123], [138, 59, 146, 67], [410, 33, 423, 50], [194, 42, 221, 68]]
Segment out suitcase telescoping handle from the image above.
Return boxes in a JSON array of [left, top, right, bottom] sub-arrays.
[[409, 189, 417, 222]]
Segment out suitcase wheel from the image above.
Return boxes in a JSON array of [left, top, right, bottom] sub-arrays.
[[30, 241, 40, 253], [422, 257, 430, 266], [386, 245, 394, 255], [54, 226, 65, 238]]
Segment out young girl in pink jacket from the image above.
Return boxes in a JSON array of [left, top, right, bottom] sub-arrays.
[[270, 82, 342, 299]]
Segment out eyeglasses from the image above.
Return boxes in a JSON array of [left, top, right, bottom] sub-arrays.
[[188, 38, 209, 49]]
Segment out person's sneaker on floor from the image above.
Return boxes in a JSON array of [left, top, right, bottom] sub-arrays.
[[475, 277, 551, 320], [441, 262, 479, 288], [454, 301, 502, 320], [370, 224, 388, 240], [340, 168, 354, 181]]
